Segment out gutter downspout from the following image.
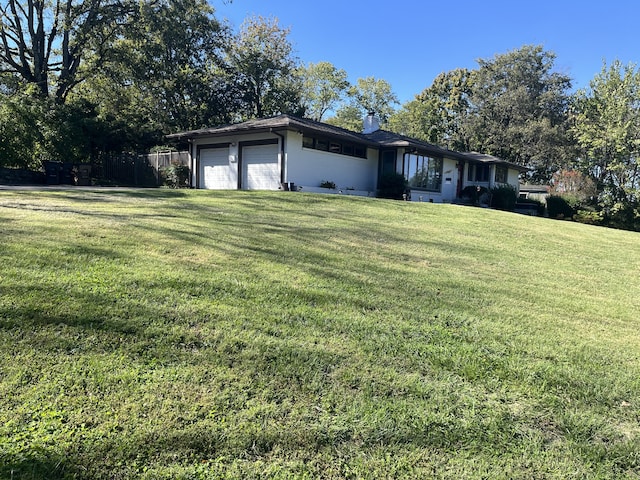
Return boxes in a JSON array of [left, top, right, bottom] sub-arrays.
[[271, 129, 286, 186], [188, 139, 194, 188]]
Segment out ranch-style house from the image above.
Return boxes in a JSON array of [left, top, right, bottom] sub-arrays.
[[167, 113, 526, 202]]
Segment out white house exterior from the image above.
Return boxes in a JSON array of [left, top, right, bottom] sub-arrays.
[[167, 114, 526, 202]]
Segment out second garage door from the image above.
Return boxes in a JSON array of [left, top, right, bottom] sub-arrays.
[[242, 144, 280, 190]]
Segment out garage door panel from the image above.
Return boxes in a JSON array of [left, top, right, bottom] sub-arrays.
[[200, 148, 235, 189], [242, 144, 279, 190]]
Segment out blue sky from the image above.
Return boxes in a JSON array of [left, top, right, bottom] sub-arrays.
[[214, 0, 638, 105]]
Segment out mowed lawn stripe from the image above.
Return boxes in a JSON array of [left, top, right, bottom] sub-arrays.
[[1, 189, 639, 479]]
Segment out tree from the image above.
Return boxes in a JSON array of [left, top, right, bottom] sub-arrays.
[[388, 68, 474, 150], [571, 60, 640, 203], [227, 15, 303, 119], [76, 0, 233, 139], [0, 0, 137, 103], [466, 45, 574, 182], [299, 61, 349, 121], [327, 76, 398, 131]]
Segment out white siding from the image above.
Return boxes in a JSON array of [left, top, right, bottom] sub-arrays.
[[285, 133, 378, 191]]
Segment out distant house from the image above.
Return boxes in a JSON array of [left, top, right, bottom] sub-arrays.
[[167, 114, 526, 202]]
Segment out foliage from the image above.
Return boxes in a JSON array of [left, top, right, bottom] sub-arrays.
[[319, 180, 336, 189], [0, 91, 107, 168], [466, 45, 574, 182], [325, 103, 364, 132], [458, 185, 490, 205], [299, 62, 350, 121], [160, 163, 190, 188], [550, 169, 598, 202], [516, 197, 546, 216], [0, 88, 43, 168], [328, 77, 399, 130], [546, 194, 576, 219], [570, 60, 640, 205], [1, 190, 640, 479], [388, 69, 474, 150], [573, 207, 605, 226], [376, 172, 409, 199], [490, 184, 517, 211], [76, 0, 233, 136], [227, 15, 303, 119], [0, 0, 138, 102]]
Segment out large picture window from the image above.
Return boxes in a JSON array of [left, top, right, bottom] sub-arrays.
[[403, 153, 442, 192]]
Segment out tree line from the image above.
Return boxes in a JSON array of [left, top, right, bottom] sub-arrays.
[[1, 0, 639, 229]]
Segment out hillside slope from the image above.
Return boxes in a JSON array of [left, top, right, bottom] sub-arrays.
[[1, 189, 639, 479]]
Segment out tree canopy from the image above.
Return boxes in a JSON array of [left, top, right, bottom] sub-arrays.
[[299, 61, 349, 121], [0, 0, 139, 102], [326, 76, 398, 131], [227, 15, 302, 119], [571, 60, 640, 203]]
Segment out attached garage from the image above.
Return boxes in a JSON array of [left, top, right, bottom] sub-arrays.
[[240, 140, 280, 190], [199, 146, 235, 189]]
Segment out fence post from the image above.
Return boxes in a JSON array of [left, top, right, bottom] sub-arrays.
[[155, 151, 160, 185]]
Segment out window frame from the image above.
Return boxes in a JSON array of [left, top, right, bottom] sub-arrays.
[[402, 152, 443, 192], [302, 134, 368, 159], [495, 164, 508, 184]]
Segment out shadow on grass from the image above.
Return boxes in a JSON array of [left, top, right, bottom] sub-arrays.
[[0, 451, 77, 480]]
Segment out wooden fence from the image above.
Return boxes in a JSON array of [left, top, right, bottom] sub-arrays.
[[95, 151, 190, 187]]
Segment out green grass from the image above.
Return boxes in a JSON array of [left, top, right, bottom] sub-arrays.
[[0, 189, 639, 479]]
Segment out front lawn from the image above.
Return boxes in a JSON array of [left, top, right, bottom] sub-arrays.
[[1, 189, 639, 479]]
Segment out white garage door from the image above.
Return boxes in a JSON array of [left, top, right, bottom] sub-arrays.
[[200, 148, 234, 189], [242, 144, 280, 190]]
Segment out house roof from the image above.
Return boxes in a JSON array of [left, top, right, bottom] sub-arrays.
[[460, 152, 529, 172], [166, 114, 380, 147], [167, 114, 527, 170], [363, 129, 468, 160]]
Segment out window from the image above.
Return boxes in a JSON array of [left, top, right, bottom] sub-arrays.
[[329, 142, 341, 154], [316, 138, 329, 151], [495, 165, 508, 183], [302, 135, 367, 158], [467, 164, 490, 182], [302, 136, 315, 149], [403, 153, 442, 192]]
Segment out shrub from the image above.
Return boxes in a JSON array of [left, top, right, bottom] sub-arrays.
[[161, 163, 190, 188], [606, 201, 640, 232], [319, 180, 336, 189], [574, 208, 605, 226], [516, 198, 546, 216], [546, 195, 575, 219], [459, 186, 490, 206], [377, 172, 409, 200], [490, 185, 517, 211]]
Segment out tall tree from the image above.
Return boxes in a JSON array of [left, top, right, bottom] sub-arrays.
[[299, 61, 349, 121], [0, 0, 137, 102], [227, 15, 302, 119], [467, 45, 573, 182], [388, 68, 474, 150], [76, 0, 233, 139], [571, 60, 640, 202], [327, 76, 398, 131]]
